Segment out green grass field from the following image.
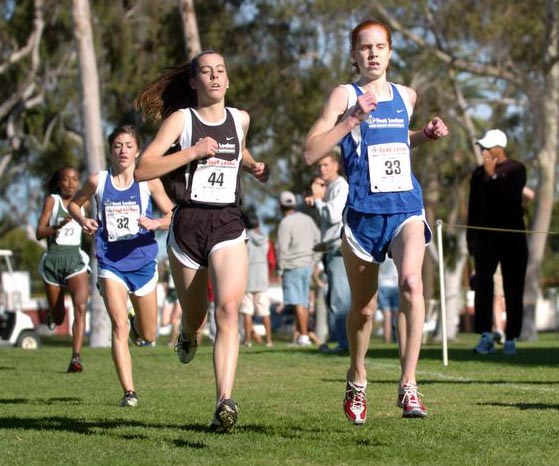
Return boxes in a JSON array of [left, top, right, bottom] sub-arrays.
[[1, 332, 558, 466]]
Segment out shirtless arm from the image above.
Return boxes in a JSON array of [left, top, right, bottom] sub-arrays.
[[68, 174, 99, 236], [35, 196, 57, 240], [239, 111, 269, 182], [134, 111, 219, 181], [404, 86, 449, 147], [303, 85, 377, 166], [138, 179, 174, 231]]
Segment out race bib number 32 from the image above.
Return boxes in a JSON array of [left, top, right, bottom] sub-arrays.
[[367, 142, 413, 193], [105, 204, 141, 242]]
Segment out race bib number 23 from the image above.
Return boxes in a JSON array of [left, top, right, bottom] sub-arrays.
[[55, 219, 82, 246]]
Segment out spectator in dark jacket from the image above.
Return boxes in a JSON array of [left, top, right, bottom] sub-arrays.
[[467, 129, 528, 356]]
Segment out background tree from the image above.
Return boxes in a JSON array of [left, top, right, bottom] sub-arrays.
[[178, 0, 201, 59], [72, 0, 110, 347]]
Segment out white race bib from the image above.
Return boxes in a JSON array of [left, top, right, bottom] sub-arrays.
[[367, 142, 413, 192], [105, 204, 141, 242], [190, 158, 238, 204], [55, 220, 82, 246]]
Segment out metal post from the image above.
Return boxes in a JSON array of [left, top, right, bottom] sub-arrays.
[[436, 220, 448, 366]]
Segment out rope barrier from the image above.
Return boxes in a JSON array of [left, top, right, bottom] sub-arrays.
[[434, 219, 556, 367], [443, 223, 559, 235]]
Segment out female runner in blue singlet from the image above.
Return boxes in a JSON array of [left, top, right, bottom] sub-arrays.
[[69, 125, 174, 408], [304, 20, 449, 424]]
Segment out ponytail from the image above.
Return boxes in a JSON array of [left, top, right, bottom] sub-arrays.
[[134, 64, 196, 122], [135, 50, 225, 122]]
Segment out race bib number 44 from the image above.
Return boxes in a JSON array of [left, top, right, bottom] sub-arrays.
[[191, 161, 237, 204], [105, 204, 141, 242], [367, 142, 413, 193]]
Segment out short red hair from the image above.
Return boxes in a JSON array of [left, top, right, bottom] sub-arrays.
[[349, 20, 392, 74]]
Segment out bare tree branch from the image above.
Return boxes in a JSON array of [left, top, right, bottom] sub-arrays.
[[0, 0, 45, 74], [372, 2, 524, 87], [0, 0, 45, 120]]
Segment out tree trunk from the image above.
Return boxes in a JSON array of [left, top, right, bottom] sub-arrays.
[[521, 15, 559, 341], [178, 0, 202, 59], [72, 0, 110, 348]]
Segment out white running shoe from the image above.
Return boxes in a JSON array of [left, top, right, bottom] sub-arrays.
[[398, 383, 427, 418], [120, 390, 138, 408], [343, 381, 367, 425]]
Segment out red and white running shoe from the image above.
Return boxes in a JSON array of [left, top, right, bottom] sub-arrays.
[[398, 382, 427, 418], [343, 381, 367, 425]]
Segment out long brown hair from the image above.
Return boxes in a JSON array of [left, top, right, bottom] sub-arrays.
[[134, 50, 224, 122]]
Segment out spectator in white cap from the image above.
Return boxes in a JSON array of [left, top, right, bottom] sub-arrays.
[[276, 190, 321, 346], [279, 191, 297, 208], [467, 128, 529, 356], [476, 129, 508, 149]]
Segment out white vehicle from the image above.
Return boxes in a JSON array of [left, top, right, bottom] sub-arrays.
[[0, 249, 40, 349]]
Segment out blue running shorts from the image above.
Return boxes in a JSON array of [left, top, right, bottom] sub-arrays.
[[343, 208, 432, 263], [98, 260, 158, 297]]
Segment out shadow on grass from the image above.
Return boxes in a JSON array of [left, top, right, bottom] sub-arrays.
[[417, 346, 559, 366], [233, 423, 390, 445], [0, 415, 211, 448], [38, 336, 75, 348], [172, 439, 207, 449], [0, 415, 171, 433], [0, 397, 82, 405], [479, 402, 559, 411], [0, 415, 385, 446]]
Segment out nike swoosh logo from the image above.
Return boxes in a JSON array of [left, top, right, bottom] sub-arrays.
[[396, 109, 405, 113], [226, 136, 234, 141]]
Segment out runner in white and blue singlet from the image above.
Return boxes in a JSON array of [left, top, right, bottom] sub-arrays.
[[69, 125, 174, 408], [339, 81, 432, 263], [304, 19, 448, 424]]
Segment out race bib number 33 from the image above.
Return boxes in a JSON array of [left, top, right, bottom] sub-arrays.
[[105, 204, 141, 242], [367, 142, 413, 193]]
